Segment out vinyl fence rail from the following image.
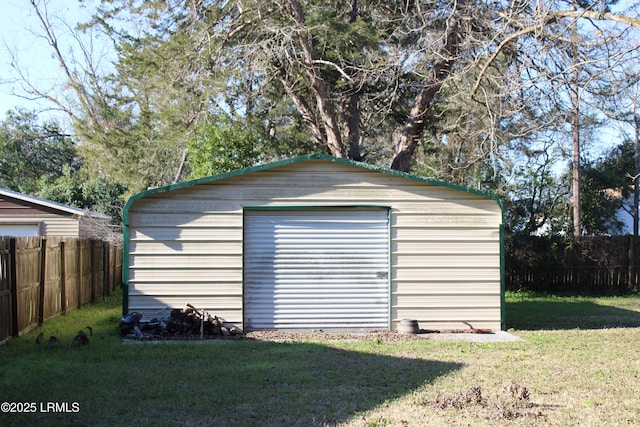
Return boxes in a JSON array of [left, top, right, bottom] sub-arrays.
[[0, 236, 122, 344]]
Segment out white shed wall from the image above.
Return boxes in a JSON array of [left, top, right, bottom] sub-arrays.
[[126, 158, 502, 330]]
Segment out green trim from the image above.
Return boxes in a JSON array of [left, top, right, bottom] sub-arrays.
[[243, 205, 391, 211], [500, 223, 506, 331], [122, 223, 129, 316], [387, 208, 392, 330], [121, 153, 506, 318]]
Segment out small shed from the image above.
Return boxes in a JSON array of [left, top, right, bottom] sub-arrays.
[[0, 188, 110, 237], [123, 154, 505, 331]]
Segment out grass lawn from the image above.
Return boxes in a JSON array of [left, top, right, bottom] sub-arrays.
[[1, 290, 639, 426]]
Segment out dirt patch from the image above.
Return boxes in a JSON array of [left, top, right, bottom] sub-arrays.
[[120, 306, 519, 343], [423, 383, 545, 421], [242, 329, 441, 342]]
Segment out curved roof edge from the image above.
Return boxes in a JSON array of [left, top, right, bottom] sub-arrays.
[[123, 153, 504, 225]]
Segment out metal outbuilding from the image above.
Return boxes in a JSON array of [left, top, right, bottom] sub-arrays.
[[123, 154, 505, 332]]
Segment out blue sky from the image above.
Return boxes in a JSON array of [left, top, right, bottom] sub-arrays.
[[0, 0, 105, 120]]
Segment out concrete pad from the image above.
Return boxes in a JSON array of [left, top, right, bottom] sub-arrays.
[[425, 331, 524, 342]]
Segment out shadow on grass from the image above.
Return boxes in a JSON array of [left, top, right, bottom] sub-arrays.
[[0, 337, 463, 426], [506, 298, 640, 330], [140, 342, 463, 426], [1, 289, 466, 427]]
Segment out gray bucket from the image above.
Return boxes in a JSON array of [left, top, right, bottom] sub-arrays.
[[398, 319, 419, 334]]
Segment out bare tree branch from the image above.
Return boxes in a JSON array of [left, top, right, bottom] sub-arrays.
[[551, 10, 640, 30]]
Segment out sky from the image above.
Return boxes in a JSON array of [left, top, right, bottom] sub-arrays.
[[0, 0, 106, 121]]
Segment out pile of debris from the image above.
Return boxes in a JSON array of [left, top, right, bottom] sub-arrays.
[[120, 304, 243, 341]]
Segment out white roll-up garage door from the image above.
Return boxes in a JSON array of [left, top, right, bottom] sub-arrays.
[[243, 208, 390, 331], [0, 224, 40, 237]]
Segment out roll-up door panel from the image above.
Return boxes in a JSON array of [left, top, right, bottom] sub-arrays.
[[243, 208, 390, 330]]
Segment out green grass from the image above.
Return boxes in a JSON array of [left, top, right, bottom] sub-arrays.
[[506, 291, 640, 330], [1, 290, 640, 426]]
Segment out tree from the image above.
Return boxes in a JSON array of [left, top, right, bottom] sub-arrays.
[[566, 0, 620, 236], [186, 116, 263, 179], [6, 0, 192, 193], [591, 43, 640, 235], [37, 165, 127, 222], [89, 0, 639, 172], [503, 141, 572, 236], [478, 0, 633, 236], [0, 108, 126, 222], [8, 0, 640, 204], [580, 141, 635, 234], [0, 109, 77, 194]]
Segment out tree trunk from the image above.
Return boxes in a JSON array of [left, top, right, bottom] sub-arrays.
[[274, 65, 326, 147], [288, 0, 345, 158], [343, 92, 362, 161], [390, 19, 462, 172], [344, 0, 362, 161], [572, 79, 581, 236], [571, 28, 582, 237], [634, 113, 639, 236]]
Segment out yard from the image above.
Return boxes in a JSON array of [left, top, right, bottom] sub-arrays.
[[0, 291, 639, 426]]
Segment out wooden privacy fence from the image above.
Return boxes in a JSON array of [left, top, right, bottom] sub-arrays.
[[0, 236, 122, 343], [506, 235, 640, 294]]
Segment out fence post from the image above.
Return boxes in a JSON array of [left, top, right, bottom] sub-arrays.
[[60, 240, 66, 313], [90, 240, 95, 303], [9, 238, 18, 338], [103, 241, 110, 296], [629, 235, 637, 292], [77, 239, 82, 308], [38, 238, 47, 325]]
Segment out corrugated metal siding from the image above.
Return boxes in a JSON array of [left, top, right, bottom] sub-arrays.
[[127, 212, 243, 323], [392, 212, 501, 330], [0, 215, 80, 237], [243, 209, 389, 330], [42, 217, 81, 237], [126, 159, 502, 330]]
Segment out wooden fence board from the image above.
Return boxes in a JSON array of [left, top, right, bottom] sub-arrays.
[[0, 238, 11, 344], [43, 239, 63, 322], [0, 237, 122, 343], [506, 235, 640, 294], [15, 237, 42, 336]]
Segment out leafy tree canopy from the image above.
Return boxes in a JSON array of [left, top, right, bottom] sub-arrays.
[[581, 140, 635, 235], [0, 109, 127, 223], [36, 166, 128, 222], [0, 109, 77, 194], [186, 116, 263, 179]]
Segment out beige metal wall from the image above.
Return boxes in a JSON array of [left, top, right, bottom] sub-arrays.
[[126, 158, 502, 331], [0, 215, 81, 237]]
